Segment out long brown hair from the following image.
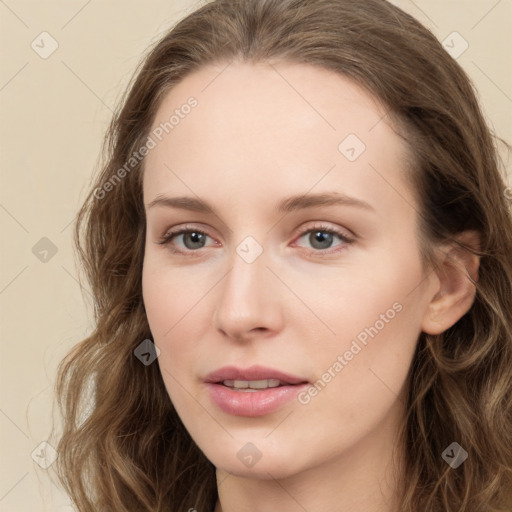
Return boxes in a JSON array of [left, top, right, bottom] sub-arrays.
[[52, 0, 512, 510]]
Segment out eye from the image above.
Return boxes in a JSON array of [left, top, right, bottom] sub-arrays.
[[156, 223, 354, 256], [157, 227, 218, 253], [294, 224, 354, 253]]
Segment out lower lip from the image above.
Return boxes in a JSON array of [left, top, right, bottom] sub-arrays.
[[206, 383, 309, 417]]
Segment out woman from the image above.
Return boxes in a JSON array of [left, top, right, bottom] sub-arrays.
[[53, 0, 512, 510]]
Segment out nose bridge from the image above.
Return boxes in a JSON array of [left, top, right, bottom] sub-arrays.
[[213, 240, 283, 338]]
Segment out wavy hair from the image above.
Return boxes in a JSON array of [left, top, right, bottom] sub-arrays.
[[53, 0, 512, 510]]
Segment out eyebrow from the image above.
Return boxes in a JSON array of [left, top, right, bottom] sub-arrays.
[[145, 192, 374, 213]]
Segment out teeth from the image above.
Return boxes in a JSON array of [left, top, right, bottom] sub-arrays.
[[223, 379, 282, 390]]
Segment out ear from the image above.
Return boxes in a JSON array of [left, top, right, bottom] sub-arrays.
[[421, 231, 481, 335]]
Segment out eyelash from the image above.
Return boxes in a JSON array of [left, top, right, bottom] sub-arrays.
[[157, 223, 354, 256]]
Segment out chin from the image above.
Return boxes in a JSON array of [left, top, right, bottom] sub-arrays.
[[202, 439, 311, 480]]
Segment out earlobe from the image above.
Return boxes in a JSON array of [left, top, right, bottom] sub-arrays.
[[421, 231, 481, 335]]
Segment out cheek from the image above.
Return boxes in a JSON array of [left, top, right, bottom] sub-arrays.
[[300, 247, 425, 405], [141, 256, 213, 400], [141, 252, 213, 340], [301, 244, 425, 346], [299, 315, 417, 463]]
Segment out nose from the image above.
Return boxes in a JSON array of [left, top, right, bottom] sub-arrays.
[[212, 245, 285, 341]]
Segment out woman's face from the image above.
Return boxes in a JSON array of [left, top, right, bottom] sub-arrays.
[[142, 62, 437, 479]]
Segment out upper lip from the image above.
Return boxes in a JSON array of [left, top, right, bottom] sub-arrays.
[[204, 365, 308, 385]]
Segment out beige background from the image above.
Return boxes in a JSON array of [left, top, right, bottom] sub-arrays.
[[1, 0, 511, 510]]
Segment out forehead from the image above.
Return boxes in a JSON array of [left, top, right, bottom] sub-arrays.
[[143, 61, 412, 216], [147, 61, 391, 151]]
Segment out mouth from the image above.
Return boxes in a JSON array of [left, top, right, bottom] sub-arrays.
[[221, 378, 289, 391], [204, 365, 307, 385], [204, 365, 309, 416]]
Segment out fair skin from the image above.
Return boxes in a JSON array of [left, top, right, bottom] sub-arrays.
[[141, 61, 479, 512]]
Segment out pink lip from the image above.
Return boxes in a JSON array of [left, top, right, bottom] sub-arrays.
[[204, 365, 309, 417], [204, 365, 306, 385]]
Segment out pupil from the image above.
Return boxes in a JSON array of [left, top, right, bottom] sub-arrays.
[[310, 231, 333, 249], [184, 232, 205, 249]]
